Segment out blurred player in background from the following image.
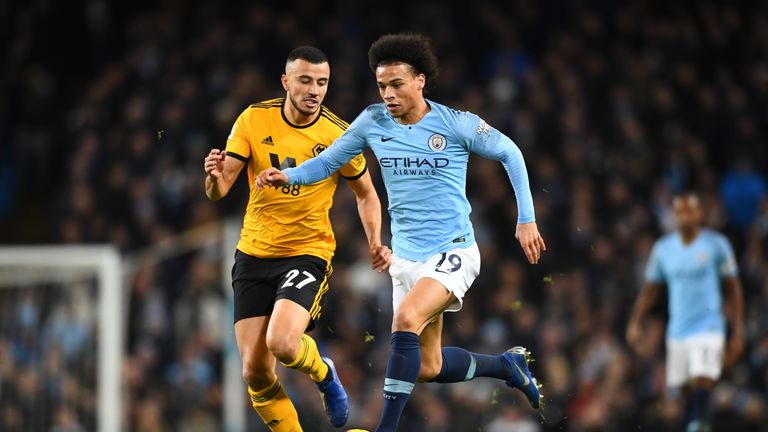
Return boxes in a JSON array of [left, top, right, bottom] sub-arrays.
[[256, 34, 546, 431], [627, 192, 745, 432], [204, 46, 391, 431]]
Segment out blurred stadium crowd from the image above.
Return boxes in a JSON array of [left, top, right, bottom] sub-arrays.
[[3, 0, 768, 431]]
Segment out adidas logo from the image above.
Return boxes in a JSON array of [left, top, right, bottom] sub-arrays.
[[261, 136, 274, 146]]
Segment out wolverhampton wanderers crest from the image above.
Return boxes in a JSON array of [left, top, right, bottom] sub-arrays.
[[313, 143, 327, 156]]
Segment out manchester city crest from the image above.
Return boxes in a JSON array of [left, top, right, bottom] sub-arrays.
[[428, 133, 446, 152]]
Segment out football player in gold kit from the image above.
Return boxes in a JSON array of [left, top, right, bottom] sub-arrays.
[[204, 46, 391, 431]]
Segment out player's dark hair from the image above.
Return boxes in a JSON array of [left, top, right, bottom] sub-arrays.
[[286, 46, 328, 65], [672, 190, 701, 208], [368, 33, 439, 81], [673, 190, 700, 200]]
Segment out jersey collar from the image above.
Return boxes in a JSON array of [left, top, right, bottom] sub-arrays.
[[281, 98, 323, 129], [387, 99, 434, 127]]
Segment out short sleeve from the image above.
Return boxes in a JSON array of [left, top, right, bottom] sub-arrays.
[[224, 108, 251, 162], [716, 235, 739, 277], [339, 153, 368, 180], [644, 242, 665, 284], [327, 109, 368, 180]]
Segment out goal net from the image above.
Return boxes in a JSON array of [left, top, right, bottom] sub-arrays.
[[0, 220, 249, 432], [0, 246, 121, 432]]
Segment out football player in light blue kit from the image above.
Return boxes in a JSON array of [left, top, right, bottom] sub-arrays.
[[257, 34, 546, 431], [627, 193, 744, 432]]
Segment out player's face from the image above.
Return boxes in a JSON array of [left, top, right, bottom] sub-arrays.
[[673, 195, 702, 230], [282, 59, 330, 116], [376, 63, 425, 120]]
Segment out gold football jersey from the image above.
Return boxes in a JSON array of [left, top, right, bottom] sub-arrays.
[[225, 98, 367, 262]]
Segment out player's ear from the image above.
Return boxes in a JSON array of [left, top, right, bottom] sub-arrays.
[[417, 73, 426, 91], [281, 74, 289, 92]]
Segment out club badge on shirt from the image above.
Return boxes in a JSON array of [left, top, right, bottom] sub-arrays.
[[428, 133, 447, 152]]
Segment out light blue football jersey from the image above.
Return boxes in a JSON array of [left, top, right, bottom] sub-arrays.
[[645, 228, 738, 340], [282, 99, 535, 261]]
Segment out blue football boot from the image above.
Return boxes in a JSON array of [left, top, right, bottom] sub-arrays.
[[502, 346, 545, 419], [316, 357, 349, 427]]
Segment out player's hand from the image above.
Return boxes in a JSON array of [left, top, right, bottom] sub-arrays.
[[204, 149, 226, 180], [724, 332, 745, 369], [626, 320, 642, 353], [370, 245, 392, 273], [256, 167, 289, 189], [515, 222, 546, 264]]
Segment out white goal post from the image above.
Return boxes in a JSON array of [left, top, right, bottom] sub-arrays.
[[0, 246, 122, 432]]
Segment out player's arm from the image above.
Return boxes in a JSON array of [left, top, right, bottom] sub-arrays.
[[204, 149, 245, 201], [627, 241, 665, 352], [722, 276, 745, 368], [459, 114, 545, 264], [208, 107, 251, 200], [626, 281, 662, 351], [256, 110, 371, 188], [717, 235, 744, 368], [346, 170, 391, 272]]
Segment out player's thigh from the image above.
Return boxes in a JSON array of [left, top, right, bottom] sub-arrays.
[[666, 339, 688, 389], [235, 316, 276, 386], [266, 298, 312, 361], [390, 254, 417, 312], [272, 255, 331, 329], [414, 244, 481, 313], [392, 277, 455, 334], [418, 314, 444, 381], [231, 250, 279, 384], [232, 250, 278, 323], [688, 333, 725, 382]]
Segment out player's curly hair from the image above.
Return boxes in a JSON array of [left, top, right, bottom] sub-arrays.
[[368, 33, 439, 81]]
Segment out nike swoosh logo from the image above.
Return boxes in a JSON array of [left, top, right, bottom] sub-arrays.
[[513, 361, 530, 386], [381, 136, 395, 142]]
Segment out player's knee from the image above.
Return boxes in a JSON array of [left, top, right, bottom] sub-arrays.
[[690, 377, 716, 389], [392, 307, 421, 332], [242, 363, 274, 390], [265, 331, 300, 364]]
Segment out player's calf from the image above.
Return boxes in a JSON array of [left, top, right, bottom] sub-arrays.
[[281, 334, 348, 427], [685, 378, 715, 432], [281, 334, 329, 382], [375, 331, 422, 432], [242, 366, 276, 391], [248, 377, 302, 432], [425, 345, 544, 417]]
